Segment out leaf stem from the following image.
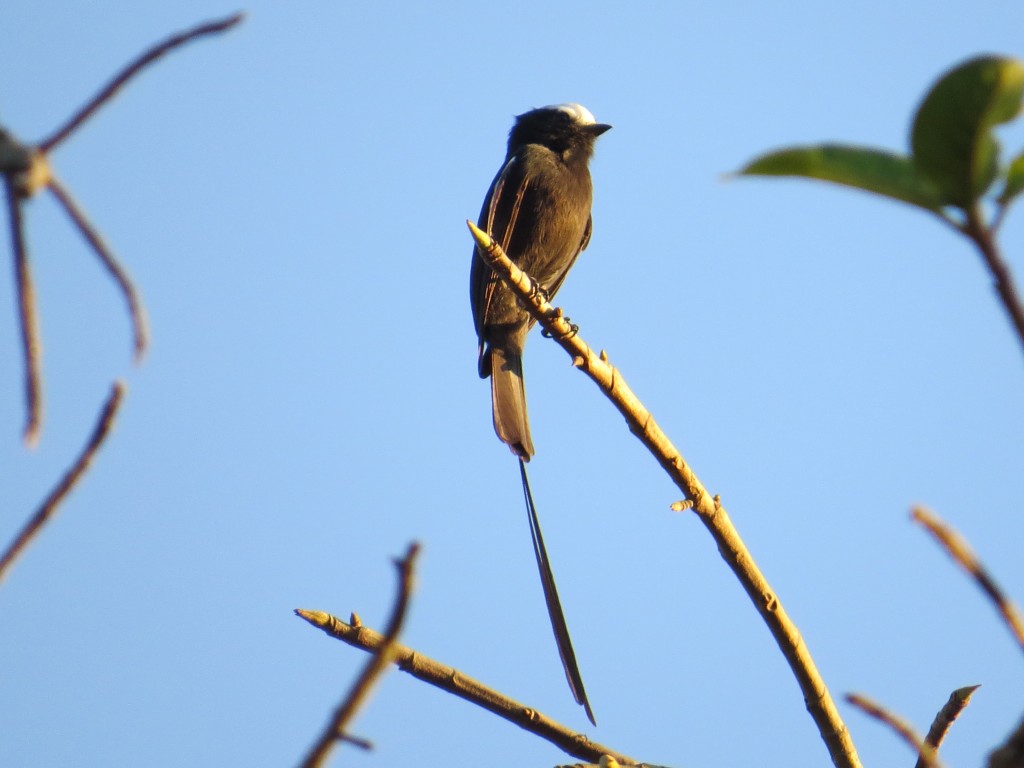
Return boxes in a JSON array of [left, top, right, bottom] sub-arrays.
[[962, 206, 1024, 355]]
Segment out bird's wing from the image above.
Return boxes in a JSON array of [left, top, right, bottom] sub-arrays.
[[470, 155, 530, 369]]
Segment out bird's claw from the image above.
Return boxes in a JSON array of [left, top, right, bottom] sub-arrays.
[[541, 316, 579, 339]]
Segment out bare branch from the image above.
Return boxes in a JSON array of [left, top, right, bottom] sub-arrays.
[[37, 13, 244, 153], [46, 173, 149, 361], [0, 381, 126, 584], [4, 176, 43, 446], [467, 220, 861, 768], [915, 685, 980, 768], [295, 609, 640, 766], [3, 14, 241, 444], [298, 543, 420, 768], [912, 506, 1024, 652], [846, 693, 941, 768]]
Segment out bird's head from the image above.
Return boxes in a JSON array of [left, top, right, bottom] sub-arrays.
[[507, 103, 611, 162]]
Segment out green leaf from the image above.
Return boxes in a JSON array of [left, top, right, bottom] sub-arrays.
[[911, 55, 1024, 208], [997, 148, 1024, 206], [738, 144, 945, 213]]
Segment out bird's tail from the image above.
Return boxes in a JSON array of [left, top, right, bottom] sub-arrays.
[[490, 346, 535, 460], [519, 458, 596, 725]]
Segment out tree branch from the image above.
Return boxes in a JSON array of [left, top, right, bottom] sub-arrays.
[[912, 506, 1024, 652], [46, 173, 149, 362], [0, 381, 126, 584], [4, 175, 43, 446], [3, 13, 242, 444], [467, 220, 861, 768], [846, 693, 941, 768], [915, 685, 980, 768], [962, 206, 1024, 356], [298, 543, 419, 768], [295, 608, 641, 766], [37, 13, 244, 153]]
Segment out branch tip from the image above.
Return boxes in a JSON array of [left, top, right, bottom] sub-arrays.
[[38, 12, 245, 152]]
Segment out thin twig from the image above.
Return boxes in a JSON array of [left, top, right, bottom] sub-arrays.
[[298, 543, 420, 768], [4, 176, 43, 446], [915, 685, 980, 768], [0, 381, 126, 584], [37, 13, 244, 153], [846, 693, 941, 768], [912, 506, 1024, 652], [46, 173, 149, 361], [338, 735, 373, 751], [295, 609, 640, 766], [962, 206, 1024, 356], [467, 221, 861, 768]]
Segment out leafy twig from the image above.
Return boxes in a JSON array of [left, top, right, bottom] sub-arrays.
[[295, 608, 640, 766], [0, 381, 126, 585], [467, 221, 861, 768], [298, 543, 420, 768]]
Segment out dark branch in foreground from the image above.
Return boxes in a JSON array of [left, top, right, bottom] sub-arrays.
[[294, 609, 640, 766], [38, 13, 244, 153], [0, 381, 125, 585], [3, 174, 42, 445], [2, 13, 242, 446], [298, 543, 419, 768], [46, 174, 149, 361]]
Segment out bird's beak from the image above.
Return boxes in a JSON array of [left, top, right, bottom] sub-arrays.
[[586, 123, 613, 136]]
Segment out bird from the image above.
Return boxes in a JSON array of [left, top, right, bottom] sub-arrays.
[[470, 103, 611, 460], [469, 103, 610, 724]]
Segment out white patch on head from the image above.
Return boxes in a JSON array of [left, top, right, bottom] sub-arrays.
[[545, 103, 598, 125]]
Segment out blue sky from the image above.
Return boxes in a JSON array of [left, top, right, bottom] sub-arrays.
[[2, 2, 1023, 767]]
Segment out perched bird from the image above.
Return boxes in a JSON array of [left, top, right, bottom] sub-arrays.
[[470, 103, 610, 724], [471, 103, 610, 459]]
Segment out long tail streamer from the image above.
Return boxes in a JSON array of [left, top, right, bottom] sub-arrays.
[[518, 458, 595, 725]]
